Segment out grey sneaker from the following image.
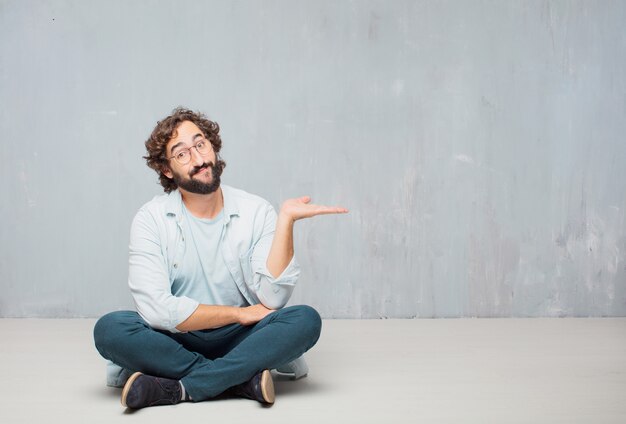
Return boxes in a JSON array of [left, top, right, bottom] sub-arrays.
[[121, 372, 183, 409], [106, 361, 133, 388], [276, 356, 309, 380], [226, 369, 275, 404]]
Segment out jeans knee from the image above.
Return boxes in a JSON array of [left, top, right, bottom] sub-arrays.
[[93, 311, 140, 356], [292, 305, 322, 345]]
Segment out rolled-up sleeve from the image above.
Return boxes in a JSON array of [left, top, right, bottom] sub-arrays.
[[128, 209, 199, 333], [246, 204, 300, 309]]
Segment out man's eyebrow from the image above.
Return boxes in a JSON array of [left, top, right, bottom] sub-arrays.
[[169, 133, 204, 155], [169, 141, 185, 154]]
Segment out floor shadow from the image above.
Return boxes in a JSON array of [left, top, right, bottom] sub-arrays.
[[87, 384, 122, 401], [272, 374, 328, 397]]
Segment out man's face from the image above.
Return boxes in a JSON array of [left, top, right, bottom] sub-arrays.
[[163, 121, 221, 195]]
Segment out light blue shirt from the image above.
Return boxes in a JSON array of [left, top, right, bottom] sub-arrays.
[[180, 206, 247, 307], [128, 185, 300, 333]]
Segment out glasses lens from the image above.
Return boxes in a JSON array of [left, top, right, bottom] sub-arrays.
[[175, 151, 190, 165], [197, 141, 211, 154]]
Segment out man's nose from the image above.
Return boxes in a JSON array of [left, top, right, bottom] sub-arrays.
[[189, 147, 204, 166]]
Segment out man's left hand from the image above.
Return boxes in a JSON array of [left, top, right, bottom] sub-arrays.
[[280, 196, 349, 222]]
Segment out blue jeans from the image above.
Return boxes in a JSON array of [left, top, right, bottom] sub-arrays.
[[93, 305, 321, 401]]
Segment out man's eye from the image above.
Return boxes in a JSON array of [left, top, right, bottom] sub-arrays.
[[176, 151, 187, 160], [196, 140, 206, 148]]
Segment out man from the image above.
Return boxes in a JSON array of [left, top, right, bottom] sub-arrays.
[[93, 107, 347, 409]]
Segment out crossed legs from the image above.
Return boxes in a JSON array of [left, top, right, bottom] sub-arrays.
[[93, 305, 321, 402]]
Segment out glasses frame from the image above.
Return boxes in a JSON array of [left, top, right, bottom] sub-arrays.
[[168, 139, 213, 165]]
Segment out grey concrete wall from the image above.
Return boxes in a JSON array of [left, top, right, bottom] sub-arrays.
[[1, 0, 624, 318]]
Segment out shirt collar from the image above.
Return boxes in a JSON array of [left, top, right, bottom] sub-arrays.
[[164, 185, 239, 224], [221, 185, 239, 224]]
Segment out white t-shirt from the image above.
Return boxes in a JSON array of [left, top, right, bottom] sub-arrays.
[[173, 204, 248, 307]]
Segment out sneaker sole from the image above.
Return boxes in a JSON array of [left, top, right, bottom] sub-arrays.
[[121, 371, 144, 408], [260, 369, 275, 404]]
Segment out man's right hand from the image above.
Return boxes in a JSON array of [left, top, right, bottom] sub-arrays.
[[238, 304, 275, 326]]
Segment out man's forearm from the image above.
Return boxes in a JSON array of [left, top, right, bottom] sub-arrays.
[[266, 211, 295, 279], [176, 303, 274, 332], [175, 304, 241, 332], [266, 196, 348, 279]]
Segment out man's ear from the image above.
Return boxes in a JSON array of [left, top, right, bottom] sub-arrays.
[[162, 165, 173, 179]]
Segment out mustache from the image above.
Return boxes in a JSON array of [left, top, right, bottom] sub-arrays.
[[190, 161, 215, 177]]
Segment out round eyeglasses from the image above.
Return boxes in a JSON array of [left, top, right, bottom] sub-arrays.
[[169, 139, 212, 165]]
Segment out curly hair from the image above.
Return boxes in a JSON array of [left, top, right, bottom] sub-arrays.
[[144, 107, 226, 193]]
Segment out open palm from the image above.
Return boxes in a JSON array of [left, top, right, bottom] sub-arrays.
[[281, 196, 349, 221]]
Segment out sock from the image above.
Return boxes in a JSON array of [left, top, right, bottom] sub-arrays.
[[179, 381, 192, 401]]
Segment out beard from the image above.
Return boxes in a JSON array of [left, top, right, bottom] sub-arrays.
[[172, 160, 223, 195]]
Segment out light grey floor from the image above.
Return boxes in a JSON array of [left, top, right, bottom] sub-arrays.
[[0, 318, 624, 423]]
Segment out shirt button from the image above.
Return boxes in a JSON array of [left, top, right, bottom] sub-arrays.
[[173, 263, 179, 268]]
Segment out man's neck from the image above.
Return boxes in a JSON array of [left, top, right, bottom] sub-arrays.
[[180, 186, 224, 219]]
